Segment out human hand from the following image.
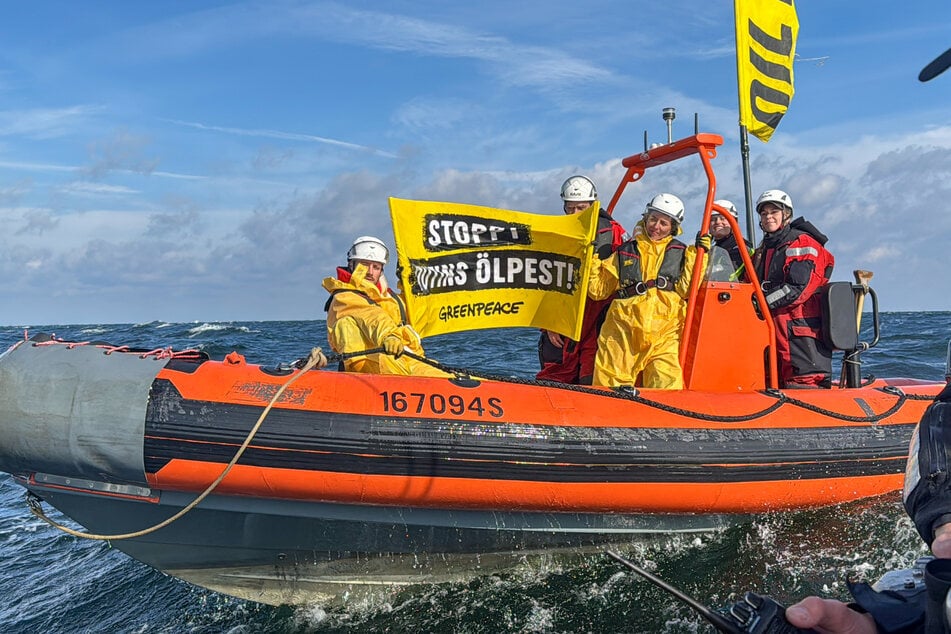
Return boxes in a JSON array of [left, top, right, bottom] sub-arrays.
[[696, 233, 712, 250], [933, 522, 951, 557], [546, 330, 565, 348], [308, 347, 328, 369], [382, 335, 403, 357], [785, 596, 877, 634]]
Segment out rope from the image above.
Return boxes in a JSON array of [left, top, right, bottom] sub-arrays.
[[395, 350, 935, 425], [776, 386, 909, 423], [28, 346, 329, 541], [33, 337, 204, 360], [324, 346, 385, 363]]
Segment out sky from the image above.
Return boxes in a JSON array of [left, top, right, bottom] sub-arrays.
[[2, 1, 951, 325]]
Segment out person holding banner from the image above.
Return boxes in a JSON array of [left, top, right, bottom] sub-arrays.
[[587, 193, 709, 389], [538, 175, 626, 385], [322, 236, 449, 377], [751, 189, 834, 388]]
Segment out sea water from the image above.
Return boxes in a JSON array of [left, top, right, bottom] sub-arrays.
[[0, 313, 947, 633]]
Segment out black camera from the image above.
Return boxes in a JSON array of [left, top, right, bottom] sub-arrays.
[[606, 551, 817, 633]]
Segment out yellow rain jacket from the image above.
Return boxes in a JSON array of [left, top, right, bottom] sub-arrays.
[[587, 224, 702, 389], [322, 264, 449, 377]]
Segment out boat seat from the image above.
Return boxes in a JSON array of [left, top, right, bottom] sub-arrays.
[[820, 282, 858, 351]]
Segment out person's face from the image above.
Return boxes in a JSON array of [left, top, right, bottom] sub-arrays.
[[645, 211, 673, 241], [563, 200, 592, 215], [353, 259, 384, 284], [709, 213, 732, 240], [758, 203, 786, 233]]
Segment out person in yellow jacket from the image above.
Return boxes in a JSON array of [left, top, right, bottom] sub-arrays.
[[322, 236, 448, 377], [587, 194, 710, 389]]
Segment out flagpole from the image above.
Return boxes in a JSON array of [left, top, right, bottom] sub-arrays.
[[735, 0, 756, 246], [739, 125, 755, 243]]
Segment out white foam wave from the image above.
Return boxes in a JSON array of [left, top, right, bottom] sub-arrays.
[[132, 320, 172, 329], [186, 323, 251, 337]]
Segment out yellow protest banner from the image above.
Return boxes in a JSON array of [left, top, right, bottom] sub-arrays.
[[388, 198, 598, 339], [735, 0, 799, 142]]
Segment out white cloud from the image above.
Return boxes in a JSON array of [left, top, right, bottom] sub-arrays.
[[0, 105, 100, 139], [865, 245, 901, 262], [0, 159, 77, 173], [111, 2, 618, 106], [58, 182, 139, 196], [165, 119, 399, 158], [83, 128, 159, 179], [392, 98, 480, 132]]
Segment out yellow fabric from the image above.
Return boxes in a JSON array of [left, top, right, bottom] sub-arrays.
[[587, 227, 702, 389], [321, 263, 449, 377], [735, 0, 799, 142], [388, 197, 597, 339]]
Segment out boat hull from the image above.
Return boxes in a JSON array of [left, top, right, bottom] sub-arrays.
[[22, 473, 732, 605], [0, 336, 943, 604]]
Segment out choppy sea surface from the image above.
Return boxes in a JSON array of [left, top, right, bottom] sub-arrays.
[[0, 313, 948, 633]]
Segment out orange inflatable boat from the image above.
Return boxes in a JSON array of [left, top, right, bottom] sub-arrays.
[[0, 331, 941, 605]]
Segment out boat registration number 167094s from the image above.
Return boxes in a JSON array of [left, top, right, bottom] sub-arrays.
[[379, 391, 504, 418]]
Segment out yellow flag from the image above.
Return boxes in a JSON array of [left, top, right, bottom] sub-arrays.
[[388, 198, 598, 339], [735, 0, 799, 142]]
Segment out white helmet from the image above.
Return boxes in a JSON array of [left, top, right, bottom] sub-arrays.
[[755, 189, 793, 214], [712, 199, 739, 218], [645, 193, 685, 224], [560, 175, 598, 202], [347, 236, 389, 264]]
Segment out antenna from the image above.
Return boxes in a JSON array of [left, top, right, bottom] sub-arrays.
[[662, 107, 676, 143], [606, 551, 743, 634]]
